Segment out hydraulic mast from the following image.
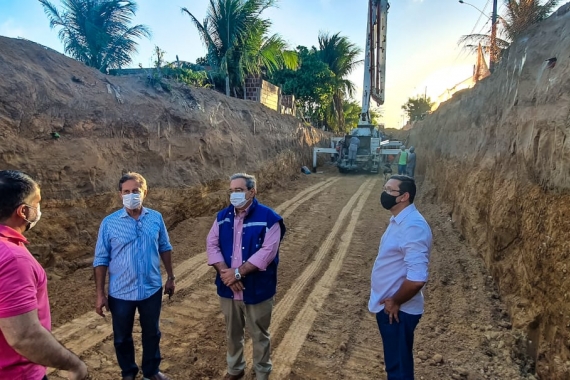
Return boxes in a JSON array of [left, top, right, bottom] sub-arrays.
[[359, 0, 389, 126]]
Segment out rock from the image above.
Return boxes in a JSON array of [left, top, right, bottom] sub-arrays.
[[433, 354, 443, 363], [417, 351, 428, 361], [84, 358, 101, 369], [454, 367, 469, 376], [339, 342, 347, 352], [497, 340, 505, 349]]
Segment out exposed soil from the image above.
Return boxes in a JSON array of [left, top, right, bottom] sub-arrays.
[[406, 4, 570, 378], [45, 170, 536, 380]]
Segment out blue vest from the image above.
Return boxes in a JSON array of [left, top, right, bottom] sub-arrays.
[[216, 198, 286, 304]]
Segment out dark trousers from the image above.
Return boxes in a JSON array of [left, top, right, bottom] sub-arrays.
[[398, 164, 407, 175], [108, 288, 163, 378], [376, 310, 422, 380]]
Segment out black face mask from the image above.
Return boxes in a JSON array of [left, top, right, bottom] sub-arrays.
[[380, 191, 399, 210]]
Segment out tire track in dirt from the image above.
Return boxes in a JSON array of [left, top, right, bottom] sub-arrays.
[[241, 177, 374, 364], [288, 183, 531, 380], [50, 176, 361, 380], [47, 177, 338, 375], [271, 178, 377, 379], [288, 178, 386, 380]]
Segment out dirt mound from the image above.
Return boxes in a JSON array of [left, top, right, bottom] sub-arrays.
[[408, 4, 570, 379], [0, 36, 326, 267]]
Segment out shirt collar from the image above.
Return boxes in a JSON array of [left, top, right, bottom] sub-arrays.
[[0, 224, 28, 244], [235, 203, 252, 217], [120, 207, 149, 218], [234, 197, 258, 217], [390, 203, 417, 225]]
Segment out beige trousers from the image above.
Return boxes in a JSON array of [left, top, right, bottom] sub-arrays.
[[220, 297, 274, 380]]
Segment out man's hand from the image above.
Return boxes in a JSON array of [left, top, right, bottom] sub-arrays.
[[229, 282, 245, 292], [164, 279, 176, 298], [67, 360, 88, 380], [380, 297, 400, 324], [220, 268, 238, 287], [95, 294, 109, 317]]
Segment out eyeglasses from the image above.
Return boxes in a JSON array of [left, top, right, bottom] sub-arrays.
[[383, 188, 402, 195]]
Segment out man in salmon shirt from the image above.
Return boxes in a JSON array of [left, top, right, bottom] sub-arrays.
[[0, 170, 87, 380], [207, 173, 286, 380]]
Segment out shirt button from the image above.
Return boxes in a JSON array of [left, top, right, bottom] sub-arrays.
[[242, 247, 244, 249]]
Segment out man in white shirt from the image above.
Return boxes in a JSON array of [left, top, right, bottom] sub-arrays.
[[369, 175, 432, 380]]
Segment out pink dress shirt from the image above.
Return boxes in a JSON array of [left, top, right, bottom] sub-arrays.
[[206, 205, 282, 301]]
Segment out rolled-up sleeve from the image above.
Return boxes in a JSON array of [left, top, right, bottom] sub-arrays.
[[93, 220, 110, 267], [206, 220, 225, 265], [248, 224, 281, 271], [402, 223, 432, 282], [158, 215, 173, 253]]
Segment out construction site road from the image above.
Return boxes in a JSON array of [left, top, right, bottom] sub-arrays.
[[47, 172, 534, 380]]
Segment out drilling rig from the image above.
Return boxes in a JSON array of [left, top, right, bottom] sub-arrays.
[[337, 0, 392, 174], [311, 0, 402, 173]]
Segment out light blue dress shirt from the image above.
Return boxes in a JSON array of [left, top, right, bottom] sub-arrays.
[[93, 207, 172, 301]]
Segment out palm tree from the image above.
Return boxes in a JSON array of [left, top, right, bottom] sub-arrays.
[[39, 0, 151, 73], [182, 0, 297, 97], [459, 0, 560, 60], [317, 32, 362, 130]]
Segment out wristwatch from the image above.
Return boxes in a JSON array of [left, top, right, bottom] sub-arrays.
[[234, 268, 242, 281], [168, 275, 176, 281]]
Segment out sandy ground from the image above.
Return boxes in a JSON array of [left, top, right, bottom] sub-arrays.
[[46, 170, 536, 380]]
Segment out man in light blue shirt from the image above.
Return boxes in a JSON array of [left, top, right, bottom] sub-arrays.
[[369, 175, 432, 380], [93, 172, 174, 380]]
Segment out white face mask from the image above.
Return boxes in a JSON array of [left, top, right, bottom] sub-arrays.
[[230, 192, 248, 208], [24, 204, 41, 231], [123, 193, 142, 210]]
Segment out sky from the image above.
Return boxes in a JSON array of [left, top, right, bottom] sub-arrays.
[[0, 0, 500, 129]]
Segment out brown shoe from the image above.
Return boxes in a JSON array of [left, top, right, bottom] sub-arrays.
[[223, 370, 245, 380], [144, 372, 171, 380]]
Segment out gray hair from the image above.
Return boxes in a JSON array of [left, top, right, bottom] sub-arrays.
[[230, 173, 256, 190]]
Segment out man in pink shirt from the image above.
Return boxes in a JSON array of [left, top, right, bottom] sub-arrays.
[[0, 170, 87, 380], [207, 173, 286, 380]]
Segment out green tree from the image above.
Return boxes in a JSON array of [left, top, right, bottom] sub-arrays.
[[342, 99, 383, 132], [317, 32, 362, 130], [39, 0, 151, 72], [459, 0, 560, 58], [269, 46, 335, 127], [195, 56, 209, 66], [182, 0, 297, 97], [402, 96, 434, 122]]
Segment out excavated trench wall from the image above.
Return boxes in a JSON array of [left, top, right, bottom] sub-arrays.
[[0, 37, 326, 269], [408, 4, 570, 378]]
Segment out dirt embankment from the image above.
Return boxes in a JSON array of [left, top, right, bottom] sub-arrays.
[[408, 4, 570, 378], [0, 36, 326, 269]]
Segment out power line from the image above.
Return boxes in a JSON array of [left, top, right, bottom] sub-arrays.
[[452, 0, 492, 65]]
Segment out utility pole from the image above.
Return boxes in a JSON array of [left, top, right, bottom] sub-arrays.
[[490, 0, 498, 73]]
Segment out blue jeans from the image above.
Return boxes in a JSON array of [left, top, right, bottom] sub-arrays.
[[108, 288, 163, 378], [398, 165, 407, 175], [376, 310, 422, 380]]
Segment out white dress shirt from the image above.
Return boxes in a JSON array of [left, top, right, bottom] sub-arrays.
[[368, 203, 432, 315]]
